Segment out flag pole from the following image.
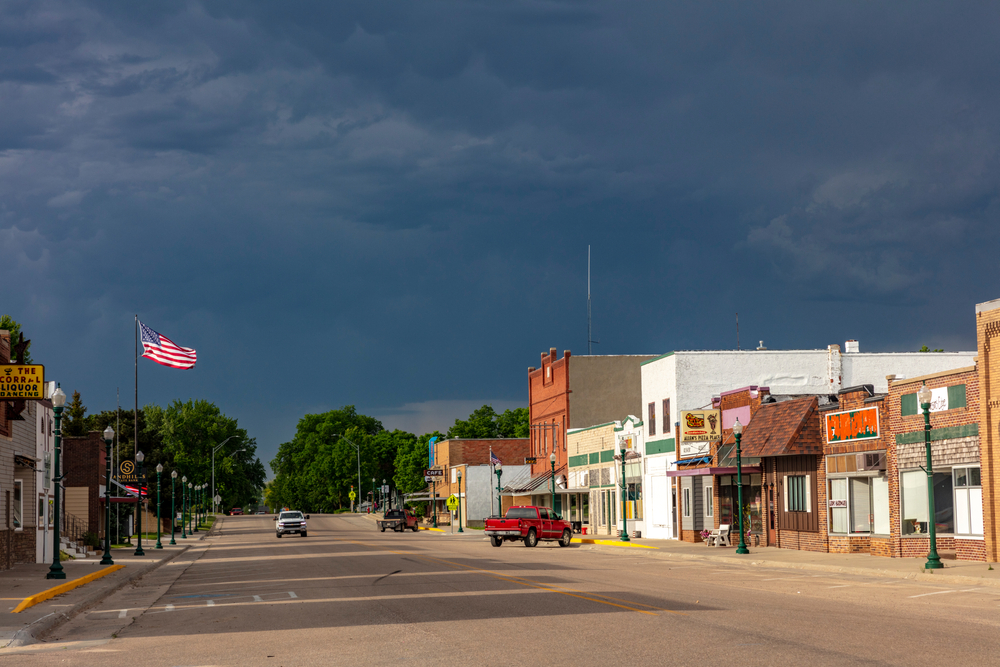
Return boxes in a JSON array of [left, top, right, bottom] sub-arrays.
[[134, 315, 138, 458]]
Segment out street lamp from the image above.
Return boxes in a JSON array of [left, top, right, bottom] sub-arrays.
[[733, 419, 749, 555], [495, 463, 503, 517], [335, 433, 363, 513], [193, 484, 200, 532], [170, 471, 178, 545], [187, 482, 193, 534], [920, 383, 943, 570], [372, 478, 376, 512], [383, 479, 389, 513], [457, 469, 464, 533], [134, 450, 146, 556], [100, 426, 115, 565], [181, 476, 188, 538], [47, 386, 67, 580], [155, 464, 164, 549], [549, 452, 557, 515], [619, 449, 630, 542], [210, 435, 238, 515]]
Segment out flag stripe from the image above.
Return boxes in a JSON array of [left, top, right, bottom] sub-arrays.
[[139, 321, 197, 369]]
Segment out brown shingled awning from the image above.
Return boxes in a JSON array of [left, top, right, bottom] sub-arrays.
[[739, 396, 822, 457]]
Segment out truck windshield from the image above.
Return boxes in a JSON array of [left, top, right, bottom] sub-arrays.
[[505, 508, 537, 519]]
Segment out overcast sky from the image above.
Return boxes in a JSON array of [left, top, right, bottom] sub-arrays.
[[4, 1, 998, 472]]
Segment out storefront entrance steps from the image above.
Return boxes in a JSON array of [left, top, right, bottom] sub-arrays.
[[576, 537, 1000, 590]]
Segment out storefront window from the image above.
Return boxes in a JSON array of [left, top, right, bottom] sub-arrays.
[[829, 478, 848, 533], [954, 466, 983, 536], [901, 470, 954, 535], [13, 480, 22, 529], [850, 477, 871, 533], [626, 483, 643, 520], [581, 493, 589, 523], [718, 475, 762, 533]]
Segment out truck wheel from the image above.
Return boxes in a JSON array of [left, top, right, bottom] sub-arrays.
[[276, 533, 282, 538], [301, 532, 307, 537], [559, 529, 572, 547], [524, 528, 538, 548], [490, 536, 502, 547], [380, 526, 385, 532], [412, 525, 419, 532]]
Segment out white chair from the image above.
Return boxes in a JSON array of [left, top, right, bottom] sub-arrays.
[[715, 524, 731, 547]]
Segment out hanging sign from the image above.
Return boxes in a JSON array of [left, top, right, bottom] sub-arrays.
[[0, 365, 45, 399], [825, 406, 879, 444], [680, 410, 722, 442]]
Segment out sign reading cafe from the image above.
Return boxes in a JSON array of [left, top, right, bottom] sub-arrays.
[[825, 406, 880, 444], [0, 364, 45, 399]]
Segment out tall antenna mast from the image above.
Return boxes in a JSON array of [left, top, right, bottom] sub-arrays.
[[736, 312, 740, 351], [588, 246, 592, 355]]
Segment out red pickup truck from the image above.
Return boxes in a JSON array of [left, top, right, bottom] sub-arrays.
[[377, 509, 420, 532], [484, 506, 573, 548]]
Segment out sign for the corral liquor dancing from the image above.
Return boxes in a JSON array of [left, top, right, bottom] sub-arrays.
[[0, 365, 45, 399], [680, 409, 722, 442]]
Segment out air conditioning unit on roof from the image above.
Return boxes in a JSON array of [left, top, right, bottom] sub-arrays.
[[857, 452, 886, 471]]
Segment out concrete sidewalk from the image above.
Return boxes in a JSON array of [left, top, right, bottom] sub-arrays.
[[580, 534, 1000, 588], [0, 522, 218, 649]]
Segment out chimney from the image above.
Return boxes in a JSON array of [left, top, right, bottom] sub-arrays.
[[845, 340, 860, 354], [756, 340, 767, 351]]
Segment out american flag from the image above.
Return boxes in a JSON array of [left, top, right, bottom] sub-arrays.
[[140, 321, 197, 369], [490, 451, 502, 466]]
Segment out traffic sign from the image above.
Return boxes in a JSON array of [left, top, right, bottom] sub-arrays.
[[349, 491, 356, 500], [214, 494, 221, 504], [446, 495, 459, 511], [382, 485, 389, 494], [424, 469, 443, 477]]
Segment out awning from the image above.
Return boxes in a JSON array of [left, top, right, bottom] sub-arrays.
[[14, 453, 38, 469], [664, 466, 762, 478], [675, 456, 712, 466]]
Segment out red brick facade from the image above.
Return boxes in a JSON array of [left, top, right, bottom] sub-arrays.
[[63, 431, 105, 536], [528, 349, 570, 477]]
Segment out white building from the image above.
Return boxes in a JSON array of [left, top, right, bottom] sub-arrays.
[[639, 341, 978, 540]]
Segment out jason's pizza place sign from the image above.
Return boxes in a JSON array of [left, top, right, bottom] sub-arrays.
[[825, 406, 879, 444]]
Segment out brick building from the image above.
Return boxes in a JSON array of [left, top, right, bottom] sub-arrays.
[[428, 438, 529, 527], [62, 431, 106, 541], [976, 297, 1000, 562], [527, 349, 654, 514], [885, 366, 983, 560]]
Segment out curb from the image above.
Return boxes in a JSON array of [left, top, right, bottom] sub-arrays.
[[10, 544, 193, 647], [11, 564, 126, 614], [584, 542, 1000, 589], [572, 538, 657, 549]]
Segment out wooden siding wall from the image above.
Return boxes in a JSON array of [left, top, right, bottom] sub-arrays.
[[775, 455, 819, 532]]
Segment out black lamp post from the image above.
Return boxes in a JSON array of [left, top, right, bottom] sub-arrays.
[[170, 471, 178, 545], [920, 383, 943, 569], [733, 419, 749, 555], [133, 451, 146, 556], [101, 425, 115, 565], [495, 463, 503, 517], [457, 469, 464, 533], [619, 450, 630, 542], [181, 476, 188, 538], [47, 386, 67, 580], [155, 464, 163, 549]]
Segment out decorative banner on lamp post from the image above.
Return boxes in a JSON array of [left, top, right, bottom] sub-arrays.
[[0, 365, 45, 399]]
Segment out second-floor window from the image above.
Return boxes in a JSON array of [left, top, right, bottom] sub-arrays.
[[648, 402, 656, 436], [663, 399, 671, 433]]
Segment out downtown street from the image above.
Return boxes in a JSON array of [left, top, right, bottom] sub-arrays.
[[3, 513, 999, 666]]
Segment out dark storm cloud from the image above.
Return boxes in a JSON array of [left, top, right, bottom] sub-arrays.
[[3, 0, 999, 466]]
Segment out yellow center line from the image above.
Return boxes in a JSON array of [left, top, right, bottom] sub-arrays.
[[335, 537, 676, 616]]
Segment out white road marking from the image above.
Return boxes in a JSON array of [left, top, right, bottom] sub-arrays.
[[166, 604, 174, 612], [207, 599, 215, 606], [827, 585, 851, 589], [908, 590, 958, 598], [118, 609, 127, 618], [761, 576, 805, 581], [288, 592, 298, 598], [253, 595, 263, 602]]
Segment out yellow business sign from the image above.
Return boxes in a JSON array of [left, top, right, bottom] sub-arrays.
[[0, 365, 45, 399], [680, 409, 722, 442]]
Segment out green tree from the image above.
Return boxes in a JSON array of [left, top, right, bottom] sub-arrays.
[[0, 315, 33, 363], [918, 345, 944, 352], [446, 405, 528, 439], [394, 431, 443, 494], [63, 391, 88, 437]]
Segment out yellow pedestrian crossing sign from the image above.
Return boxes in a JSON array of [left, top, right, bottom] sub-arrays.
[[446, 494, 459, 511], [349, 491, 356, 501]]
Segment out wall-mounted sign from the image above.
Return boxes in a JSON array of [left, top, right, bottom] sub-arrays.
[[525, 457, 537, 464], [828, 499, 848, 508], [825, 406, 880, 444], [680, 442, 711, 458], [617, 434, 635, 451], [424, 469, 443, 477], [0, 365, 45, 399], [115, 459, 143, 484], [680, 410, 722, 442]]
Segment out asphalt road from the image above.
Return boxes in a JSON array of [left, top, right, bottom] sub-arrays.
[[5, 514, 1000, 666]]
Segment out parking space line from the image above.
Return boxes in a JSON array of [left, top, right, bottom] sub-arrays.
[[908, 590, 957, 598], [207, 600, 215, 607], [288, 592, 297, 598], [118, 609, 127, 618], [166, 604, 174, 612], [253, 595, 263, 602], [827, 585, 851, 589]]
